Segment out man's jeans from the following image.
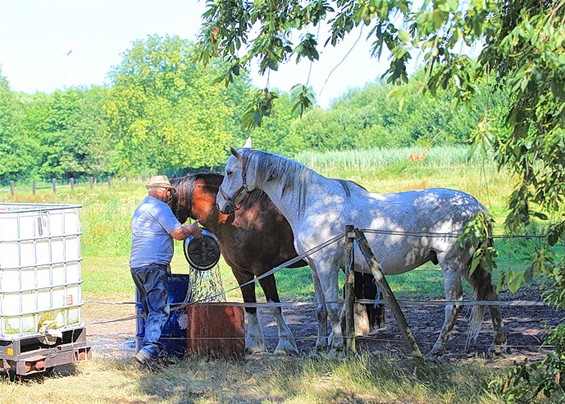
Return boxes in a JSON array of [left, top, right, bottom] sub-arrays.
[[130, 264, 170, 359]]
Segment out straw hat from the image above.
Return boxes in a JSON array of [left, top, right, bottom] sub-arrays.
[[145, 175, 174, 190]]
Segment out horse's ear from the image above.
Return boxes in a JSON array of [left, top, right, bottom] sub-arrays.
[[242, 136, 252, 149], [230, 147, 241, 159]]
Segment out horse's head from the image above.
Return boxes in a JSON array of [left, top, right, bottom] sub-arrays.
[[172, 173, 232, 225], [217, 147, 255, 214], [191, 173, 229, 225]]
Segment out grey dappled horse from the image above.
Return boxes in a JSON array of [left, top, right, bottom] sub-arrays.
[[216, 147, 507, 358]]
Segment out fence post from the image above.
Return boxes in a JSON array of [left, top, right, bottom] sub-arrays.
[[52, 178, 57, 193], [344, 224, 356, 354], [353, 228, 423, 358], [10, 181, 15, 197], [32, 180, 36, 195], [89, 177, 94, 189], [70, 177, 75, 191], [107, 176, 112, 188]]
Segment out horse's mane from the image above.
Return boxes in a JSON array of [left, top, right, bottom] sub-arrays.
[[246, 150, 315, 212], [244, 149, 362, 212]]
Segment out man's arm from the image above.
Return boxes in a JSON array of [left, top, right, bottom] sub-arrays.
[[170, 220, 202, 240]]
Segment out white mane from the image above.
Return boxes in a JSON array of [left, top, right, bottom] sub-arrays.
[[246, 149, 314, 212]]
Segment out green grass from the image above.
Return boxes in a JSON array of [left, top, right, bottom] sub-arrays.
[[81, 256, 135, 300], [0, 353, 522, 403], [294, 145, 494, 171]]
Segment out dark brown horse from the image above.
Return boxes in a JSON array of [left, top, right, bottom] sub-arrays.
[[171, 173, 382, 355]]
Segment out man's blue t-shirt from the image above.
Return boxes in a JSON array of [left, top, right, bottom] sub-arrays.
[[129, 196, 182, 268]]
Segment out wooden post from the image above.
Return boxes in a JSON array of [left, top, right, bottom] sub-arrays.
[[32, 180, 36, 195], [107, 176, 112, 188], [353, 228, 423, 358], [9, 181, 15, 196], [70, 177, 75, 191], [52, 178, 57, 193], [89, 177, 94, 189], [344, 224, 356, 354]]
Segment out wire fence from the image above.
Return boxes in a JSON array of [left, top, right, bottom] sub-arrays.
[[0, 176, 150, 196], [83, 227, 564, 355], [84, 299, 561, 353]]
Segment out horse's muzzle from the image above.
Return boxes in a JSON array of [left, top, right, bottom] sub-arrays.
[[217, 186, 242, 215], [217, 200, 236, 215]]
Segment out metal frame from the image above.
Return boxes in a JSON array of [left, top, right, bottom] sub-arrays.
[[0, 326, 91, 376]]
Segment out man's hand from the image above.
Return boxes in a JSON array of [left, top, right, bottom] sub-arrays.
[[170, 219, 203, 240], [189, 219, 203, 238]]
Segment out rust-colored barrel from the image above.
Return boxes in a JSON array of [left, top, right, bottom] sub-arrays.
[[186, 303, 245, 359]]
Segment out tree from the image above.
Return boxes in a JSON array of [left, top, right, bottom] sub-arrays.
[[245, 91, 305, 154], [31, 87, 112, 179], [293, 76, 485, 151], [0, 69, 36, 183], [194, 1, 564, 399], [106, 35, 251, 176]]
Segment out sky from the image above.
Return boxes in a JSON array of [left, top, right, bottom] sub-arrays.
[[0, 0, 392, 108]]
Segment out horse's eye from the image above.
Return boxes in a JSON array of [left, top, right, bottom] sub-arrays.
[[226, 170, 232, 176]]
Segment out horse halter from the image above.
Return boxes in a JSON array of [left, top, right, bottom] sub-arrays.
[[218, 150, 250, 212]]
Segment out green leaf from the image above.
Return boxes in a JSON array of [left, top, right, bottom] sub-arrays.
[[398, 29, 410, 42]]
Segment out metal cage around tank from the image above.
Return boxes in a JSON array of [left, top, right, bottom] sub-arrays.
[[0, 203, 90, 376]]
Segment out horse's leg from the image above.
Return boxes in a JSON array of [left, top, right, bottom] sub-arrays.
[[310, 266, 329, 352], [233, 271, 265, 353], [316, 260, 344, 355], [363, 273, 385, 329], [352, 271, 370, 337], [464, 265, 507, 355], [339, 271, 370, 337], [257, 275, 298, 356], [427, 269, 464, 358], [486, 304, 507, 355]]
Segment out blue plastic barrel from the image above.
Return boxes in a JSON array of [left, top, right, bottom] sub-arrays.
[[135, 274, 191, 358]]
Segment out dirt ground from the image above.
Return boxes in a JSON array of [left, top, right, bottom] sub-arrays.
[[84, 285, 563, 364]]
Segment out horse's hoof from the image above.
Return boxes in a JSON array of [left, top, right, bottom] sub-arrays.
[[315, 345, 329, 356], [274, 343, 299, 356], [274, 337, 299, 356], [488, 343, 510, 357], [273, 346, 299, 356], [325, 351, 337, 360], [307, 350, 322, 359], [274, 349, 295, 356], [315, 340, 329, 353], [245, 344, 266, 355], [424, 350, 445, 361], [320, 347, 345, 360]]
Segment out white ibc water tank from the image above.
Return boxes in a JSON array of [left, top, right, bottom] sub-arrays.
[[0, 203, 83, 339]]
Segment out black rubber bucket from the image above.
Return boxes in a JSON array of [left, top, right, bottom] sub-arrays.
[[183, 229, 220, 270]]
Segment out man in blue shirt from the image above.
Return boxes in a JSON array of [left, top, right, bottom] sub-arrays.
[[130, 175, 202, 367]]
